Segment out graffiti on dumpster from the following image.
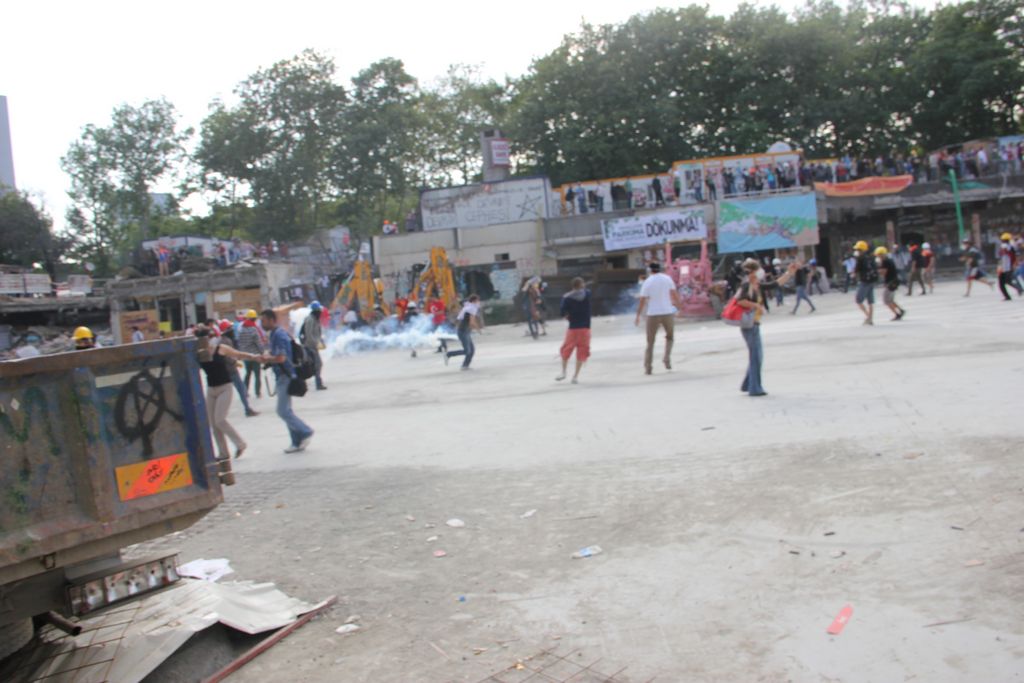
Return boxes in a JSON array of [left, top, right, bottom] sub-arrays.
[[1, 386, 62, 456], [113, 363, 182, 457]]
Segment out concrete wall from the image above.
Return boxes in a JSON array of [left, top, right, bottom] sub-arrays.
[[374, 221, 555, 302]]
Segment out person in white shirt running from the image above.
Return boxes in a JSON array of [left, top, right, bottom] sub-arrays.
[[634, 262, 682, 375]]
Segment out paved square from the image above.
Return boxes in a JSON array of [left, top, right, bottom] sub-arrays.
[[165, 282, 1024, 681]]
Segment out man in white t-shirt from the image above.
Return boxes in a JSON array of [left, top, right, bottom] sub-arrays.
[[634, 262, 682, 374]]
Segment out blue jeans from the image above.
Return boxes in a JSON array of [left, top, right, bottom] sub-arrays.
[[230, 370, 252, 413], [275, 373, 313, 447], [740, 325, 764, 395], [792, 286, 815, 312], [446, 327, 475, 368]]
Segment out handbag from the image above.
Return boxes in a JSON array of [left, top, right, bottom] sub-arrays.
[[722, 296, 755, 329], [287, 377, 308, 397]]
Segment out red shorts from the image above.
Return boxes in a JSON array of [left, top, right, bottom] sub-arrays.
[[560, 328, 591, 362]]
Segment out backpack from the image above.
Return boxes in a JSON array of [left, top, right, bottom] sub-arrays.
[[860, 255, 879, 284], [290, 338, 316, 380]]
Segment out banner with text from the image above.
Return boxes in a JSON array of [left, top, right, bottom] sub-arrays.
[[717, 192, 819, 254], [601, 208, 708, 252]]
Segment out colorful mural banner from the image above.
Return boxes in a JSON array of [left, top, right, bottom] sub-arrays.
[[818, 175, 913, 197], [717, 193, 819, 254]]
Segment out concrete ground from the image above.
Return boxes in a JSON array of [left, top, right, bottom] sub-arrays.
[[162, 281, 1023, 682]]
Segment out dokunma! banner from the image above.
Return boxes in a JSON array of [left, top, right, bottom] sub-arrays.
[[716, 193, 819, 254], [601, 208, 708, 251]]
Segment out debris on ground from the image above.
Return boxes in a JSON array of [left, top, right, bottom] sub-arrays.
[[426, 535, 439, 542], [446, 518, 466, 528], [571, 545, 603, 559], [824, 531, 836, 536], [405, 515, 416, 522], [433, 550, 447, 558], [950, 525, 964, 531], [177, 558, 234, 582], [826, 604, 853, 635], [830, 550, 847, 559], [520, 509, 537, 519], [964, 559, 984, 567], [335, 624, 361, 635], [345, 614, 361, 624], [923, 617, 974, 628]]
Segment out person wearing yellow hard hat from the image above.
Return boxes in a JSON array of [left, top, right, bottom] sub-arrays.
[[72, 326, 96, 350], [237, 309, 266, 406], [996, 232, 1023, 301], [851, 240, 878, 325], [875, 247, 907, 321]]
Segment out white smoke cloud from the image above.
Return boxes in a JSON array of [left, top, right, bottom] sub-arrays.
[[325, 313, 456, 357]]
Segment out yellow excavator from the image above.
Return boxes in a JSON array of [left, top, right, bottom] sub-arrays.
[[410, 247, 459, 313], [332, 260, 390, 323]]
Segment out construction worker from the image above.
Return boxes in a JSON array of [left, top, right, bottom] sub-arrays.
[[300, 301, 327, 390], [73, 326, 96, 350], [875, 247, 906, 321], [996, 232, 1022, 301], [852, 240, 878, 325]]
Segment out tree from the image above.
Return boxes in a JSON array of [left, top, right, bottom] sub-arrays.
[[419, 65, 509, 186], [0, 192, 66, 279], [908, 0, 1024, 148], [61, 99, 190, 274], [195, 50, 347, 241], [334, 58, 425, 238]]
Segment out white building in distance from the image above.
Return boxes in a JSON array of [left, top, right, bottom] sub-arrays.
[[0, 96, 15, 193]]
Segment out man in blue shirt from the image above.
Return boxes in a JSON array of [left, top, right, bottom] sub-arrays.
[[260, 309, 314, 453]]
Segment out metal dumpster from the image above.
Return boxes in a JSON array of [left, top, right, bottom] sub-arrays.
[[0, 338, 221, 635]]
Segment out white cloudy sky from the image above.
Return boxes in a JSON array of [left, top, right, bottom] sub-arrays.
[[2, 0, 934, 230]]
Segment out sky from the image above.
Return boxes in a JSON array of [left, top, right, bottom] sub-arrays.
[[2, 0, 933, 231]]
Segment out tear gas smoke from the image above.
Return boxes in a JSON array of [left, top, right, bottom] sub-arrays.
[[325, 313, 455, 357]]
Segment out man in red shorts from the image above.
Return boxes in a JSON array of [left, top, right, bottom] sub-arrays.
[[556, 277, 592, 384]]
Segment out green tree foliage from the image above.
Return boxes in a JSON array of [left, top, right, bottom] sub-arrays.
[[419, 65, 509, 186], [907, 0, 1024, 148], [0, 192, 66, 279], [61, 99, 189, 273], [195, 49, 347, 241], [333, 58, 424, 238], [509, 1, 1023, 184]]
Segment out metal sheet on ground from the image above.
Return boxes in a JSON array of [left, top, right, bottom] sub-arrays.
[[0, 579, 324, 683]]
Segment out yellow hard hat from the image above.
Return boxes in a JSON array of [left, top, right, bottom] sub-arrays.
[[1001, 232, 1013, 241], [245, 309, 258, 319], [72, 326, 94, 340], [854, 240, 869, 252], [874, 246, 888, 256]]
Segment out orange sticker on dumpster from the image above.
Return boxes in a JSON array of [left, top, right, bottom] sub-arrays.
[[116, 453, 193, 501]]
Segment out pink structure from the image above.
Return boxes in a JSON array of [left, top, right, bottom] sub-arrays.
[[664, 239, 717, 317]]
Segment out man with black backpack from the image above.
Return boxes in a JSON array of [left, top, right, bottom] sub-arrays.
[[260, 309, 314, 454], [852, 240, 877, 326]]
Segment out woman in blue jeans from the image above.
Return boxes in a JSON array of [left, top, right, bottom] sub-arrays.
[[735, 258, 797, 396]]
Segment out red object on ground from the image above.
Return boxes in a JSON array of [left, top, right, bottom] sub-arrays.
[[826, 604, 854, 635]]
